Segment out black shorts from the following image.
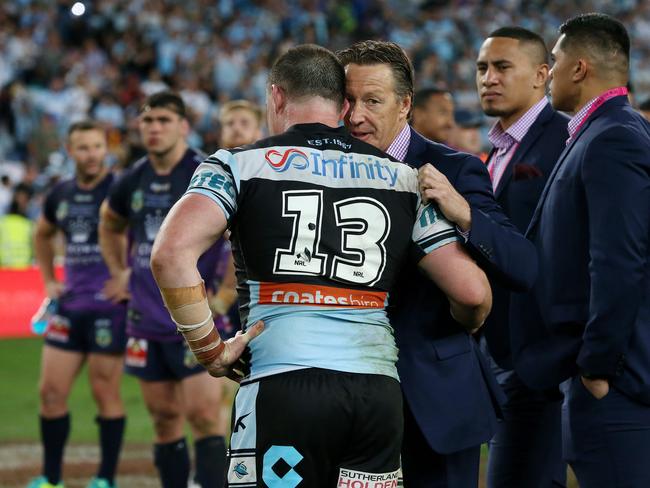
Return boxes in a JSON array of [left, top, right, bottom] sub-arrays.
[[226, 368, 402, 487], [123, 336, 205, 382], [44, 304, 127, 354]]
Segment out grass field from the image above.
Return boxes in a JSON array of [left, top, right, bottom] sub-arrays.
[[0, 337, 153, 443], [0, 337, 578, 487]]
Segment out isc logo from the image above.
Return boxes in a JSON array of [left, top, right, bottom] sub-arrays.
[[265, 148, 309, 172]]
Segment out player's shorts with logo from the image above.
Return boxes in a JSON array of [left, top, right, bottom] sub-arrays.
[[123, 336, 205, 381], [226, 368, 402, 488], [44, 302, 127, 354]]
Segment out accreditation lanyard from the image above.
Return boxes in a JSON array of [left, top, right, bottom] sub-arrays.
[[569, 86, 628, 142]]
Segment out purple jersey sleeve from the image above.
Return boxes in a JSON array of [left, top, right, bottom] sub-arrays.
[[107, 170, 134, 218], [42, 187, 59, 224]]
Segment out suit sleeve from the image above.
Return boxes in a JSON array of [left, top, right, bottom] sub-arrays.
[[577, 127, 650, 377], [457, 155, 538, 291]]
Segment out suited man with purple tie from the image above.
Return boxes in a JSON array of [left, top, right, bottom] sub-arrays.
[[476, 27, 569, 488], [511, 13, 650, 488]]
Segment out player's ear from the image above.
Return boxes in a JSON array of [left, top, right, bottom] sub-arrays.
[[339, 98, 351, 122], [270, 84, 287, 114], [180, 117, 190, 137]]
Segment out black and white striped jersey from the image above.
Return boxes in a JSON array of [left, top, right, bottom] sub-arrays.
[[186, 123, 458, 380]]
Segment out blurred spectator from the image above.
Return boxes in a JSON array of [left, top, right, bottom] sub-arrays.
[[1, 0, 650, 218], [0, 182, 34, 268], [411, 87, 455, 145], [0, 174, 12, 215], [218, 99, 263, 148], [450, 108, 486, 159]]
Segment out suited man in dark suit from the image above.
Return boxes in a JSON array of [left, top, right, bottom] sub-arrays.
[[475, 27, 570, 488], [338, 40, 537, 488], [511, 13, 650, 487]]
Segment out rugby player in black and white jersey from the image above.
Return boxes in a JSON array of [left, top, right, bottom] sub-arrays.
[[151, 45, 492, 487]]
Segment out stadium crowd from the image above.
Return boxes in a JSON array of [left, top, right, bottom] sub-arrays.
[[1, 0, 650, 227], [2, 2, 650, 488]]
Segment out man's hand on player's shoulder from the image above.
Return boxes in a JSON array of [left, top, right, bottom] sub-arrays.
[[418, 163, 471, 231]]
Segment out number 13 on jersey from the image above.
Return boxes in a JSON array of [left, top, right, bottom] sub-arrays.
[[273, 190, 391, 287]]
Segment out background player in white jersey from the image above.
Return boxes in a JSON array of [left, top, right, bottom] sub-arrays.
[[30, 121, 127, 488], [151, 45, 491, 487], [98, 92, 228, 488]]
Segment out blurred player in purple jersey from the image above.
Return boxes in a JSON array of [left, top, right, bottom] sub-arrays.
[[30, 121, 127, 488], [151, 45, 491, 487], [98, 92, 227, 488]]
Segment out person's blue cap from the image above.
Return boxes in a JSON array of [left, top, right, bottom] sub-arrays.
[[455, 109, 483, 128]]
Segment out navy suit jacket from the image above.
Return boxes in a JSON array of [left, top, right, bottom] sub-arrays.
[[392, 128, 537, 454], [484, 103, 569, 368], [511, 96, 650, 405]]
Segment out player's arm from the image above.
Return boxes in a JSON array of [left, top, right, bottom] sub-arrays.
[[151, 193, 262, 379], [417, 242, 492, 331], [33, 216, 63, 299], [98, 200, 131, 302]]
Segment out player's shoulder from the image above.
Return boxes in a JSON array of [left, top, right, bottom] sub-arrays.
[[51, 177, 77, 195], [120, 156, 150, 179]]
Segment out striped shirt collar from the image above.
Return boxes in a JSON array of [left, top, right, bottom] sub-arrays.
[[386, 123, 411, 162], [488, 97, 548, 147]]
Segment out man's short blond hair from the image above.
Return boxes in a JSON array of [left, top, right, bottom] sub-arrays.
[[219, 100, 263, 125]]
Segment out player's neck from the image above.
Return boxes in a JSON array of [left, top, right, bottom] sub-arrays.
[[149, 142, 188, 175], [281, 102, 341, 131], [76, 166, 108, 190]]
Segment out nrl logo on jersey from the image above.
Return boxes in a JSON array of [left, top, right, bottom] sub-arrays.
[[265, 148, 309, 172], [131, 190, 144, 212]]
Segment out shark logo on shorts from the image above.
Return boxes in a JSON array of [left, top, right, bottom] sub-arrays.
[[233, 461, 249, 479], [227, 455, 257, 484]]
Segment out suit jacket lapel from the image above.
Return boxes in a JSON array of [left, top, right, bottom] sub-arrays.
[[525, 130, 580, 235], [404, 127, 429, 167], [494, 104, 553, 199], [525, 97, 627, 235]]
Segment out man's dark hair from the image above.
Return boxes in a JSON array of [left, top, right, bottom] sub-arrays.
[[67, 119, 105, 139], [413, 87, 451, 110], [140, 91, 187, 118], [337, 40, 415, 100], [488, 26, 549, 65], [268, 44, 345, 109], [559, 13, 629, 77]]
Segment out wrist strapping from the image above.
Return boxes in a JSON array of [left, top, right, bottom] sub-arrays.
[[160, 282, 224, 366]]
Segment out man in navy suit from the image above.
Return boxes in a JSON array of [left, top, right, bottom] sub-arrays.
[[511, 13, 650, 487], [338, 40, 537, 488], [476, 27, 569, 488]]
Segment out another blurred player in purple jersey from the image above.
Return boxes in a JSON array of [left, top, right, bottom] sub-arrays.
[[30, 121, 127, 488], [151, 45, 491, 487], [98, 92, 227, 488]]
